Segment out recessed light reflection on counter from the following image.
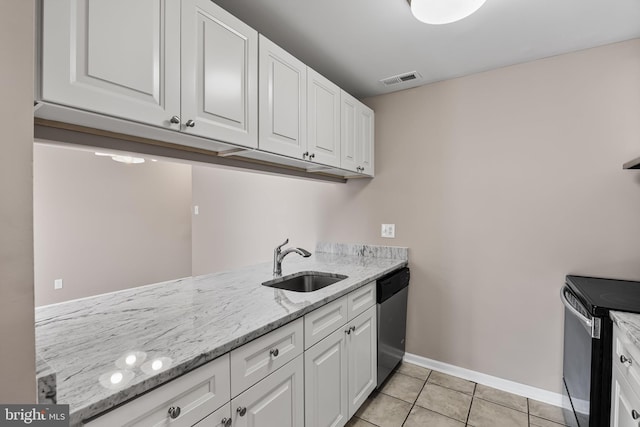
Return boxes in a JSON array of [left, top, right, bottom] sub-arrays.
[[115, 351, 147, 370], [110, 372, 123, 384], [141, 356, 172, 375], [98, 369, 134, 390]]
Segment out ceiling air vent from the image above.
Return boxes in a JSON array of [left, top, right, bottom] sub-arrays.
[[380, 71, 422, 86]]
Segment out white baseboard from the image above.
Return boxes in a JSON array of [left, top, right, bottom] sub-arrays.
[[403, 352, 564, 408]]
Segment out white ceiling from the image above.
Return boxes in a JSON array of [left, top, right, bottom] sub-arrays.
[[212, 0, 640, 99]]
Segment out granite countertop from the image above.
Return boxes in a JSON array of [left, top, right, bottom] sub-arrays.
[[35, 243, 408, 425], [611, 311, 640, 349]]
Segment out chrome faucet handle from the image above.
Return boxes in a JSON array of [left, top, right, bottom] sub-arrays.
[[275, 238, 289, 253]]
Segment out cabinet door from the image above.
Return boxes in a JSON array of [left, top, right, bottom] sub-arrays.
[[340, 91, 359, 173], [357, 104, 375, 177], [307, 68, 341, 167], [611, 368, 640, 427], [41, 0, 181, 129], [232, 356, 304, 427], [305, 328, 348, 427], [181, 0, 258, 148], [347, 306, 377, 418], [259, 36, 307, 159]]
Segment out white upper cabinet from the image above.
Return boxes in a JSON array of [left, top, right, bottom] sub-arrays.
[[341, 91, 375, 176], [357, 104, 375, 176], [340, 92, 359, 173], [181, 0, 258, 148], [308, 68, 341, 168], [258, 35, 307, 159], [41, 0, 181, 130], [40, 1, 373, 176]]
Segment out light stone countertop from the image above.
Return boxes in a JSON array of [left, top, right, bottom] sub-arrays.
[[35, 245, 408, 425], [611, 311, 640, 349]]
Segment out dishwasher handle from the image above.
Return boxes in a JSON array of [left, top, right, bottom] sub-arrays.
[[560, 287, 600, 339]]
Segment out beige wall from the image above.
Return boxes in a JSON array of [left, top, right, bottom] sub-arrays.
[[318, 39, 640, 393], [29, 38, 640, 395], [34, 145, 192, 306], [192, 165, 339, 276], [0, 0, 36, 402]]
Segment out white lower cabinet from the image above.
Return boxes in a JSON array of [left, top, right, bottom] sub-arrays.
[[304, 287, 378, 427], [611, 371, 640, 427], [231, 355, 304, 427], [347, 305, 377, 417], [87, 282, 381, 427], [611, 322, 640, 427], [85, 354, 230, 427], [305, 327, 349, 427]]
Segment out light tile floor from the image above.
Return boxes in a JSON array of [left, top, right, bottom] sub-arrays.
[[347, 362, 568, 427]]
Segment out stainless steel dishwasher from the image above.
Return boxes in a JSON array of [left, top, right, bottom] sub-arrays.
[[376, 267, 410, 388]]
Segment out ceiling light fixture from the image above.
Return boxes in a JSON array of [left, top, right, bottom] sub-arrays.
[[408, 0, 486, 25]]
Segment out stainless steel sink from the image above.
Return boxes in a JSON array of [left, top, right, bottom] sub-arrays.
[[262, 271, 348, 292]]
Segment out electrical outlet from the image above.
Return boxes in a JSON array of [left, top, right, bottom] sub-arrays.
[[54, 279, 63, 290], [194, 205, 199, 215], [381, 224, 396, 238]]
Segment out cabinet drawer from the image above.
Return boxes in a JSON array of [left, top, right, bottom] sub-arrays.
[[193, 403, 231, 427], [613, 324, 640, 399], [85, 354, 230, 427], [304, 296, 348, 349], [348, 282, 376, 320], [230, 318, 303, 397]]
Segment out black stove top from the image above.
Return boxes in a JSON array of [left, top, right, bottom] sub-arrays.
[[566, 275, 640, 317]]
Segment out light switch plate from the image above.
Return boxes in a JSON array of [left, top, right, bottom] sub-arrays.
[[381, 224, 395, 238], [54, 279, 63, 290]]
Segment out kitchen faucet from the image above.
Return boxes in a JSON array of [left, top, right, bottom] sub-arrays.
[[273, 238, 311, 277]]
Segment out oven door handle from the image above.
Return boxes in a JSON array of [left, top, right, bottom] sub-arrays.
[[560, 287, 601, 339]]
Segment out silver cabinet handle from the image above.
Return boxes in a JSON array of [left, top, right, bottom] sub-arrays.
[[185, 119, 196, 128], [169, 115, 180, 124], [633, 409, 640, 419], [237, 407, 247, 417], [621, 355, 633, 366], [270, 348, 279, 357], [222, 417, 232, 427], [309, 153, 315, 160], [167, 406, 181, 419], [302, 152, 309, 159]]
